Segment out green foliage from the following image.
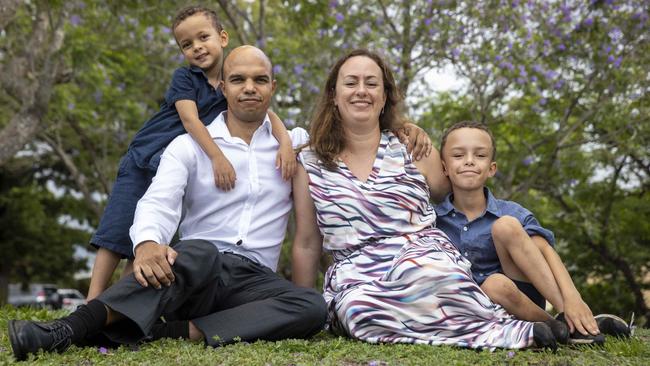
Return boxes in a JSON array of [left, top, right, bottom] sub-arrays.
[[0, 307, 649, 365]]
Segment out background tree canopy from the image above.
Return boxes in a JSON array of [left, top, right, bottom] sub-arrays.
[[0, 0, 648, 325]]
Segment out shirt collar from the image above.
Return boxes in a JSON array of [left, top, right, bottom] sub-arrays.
[[437, 187, 500, 217], [484, 187, 501, 216], [206, 111, 272, 141]]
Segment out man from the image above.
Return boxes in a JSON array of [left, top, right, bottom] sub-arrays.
[[8, 46, 327, 361]]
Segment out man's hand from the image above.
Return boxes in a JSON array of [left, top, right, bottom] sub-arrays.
[[212, 155, 236, 191], [396, 124, 433, 161], [133, 241, 178, 289], [563, 296, 599, 336], [276, 143, 297, 180]]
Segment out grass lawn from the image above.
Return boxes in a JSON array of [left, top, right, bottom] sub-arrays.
[[1, 306, 648, 365]]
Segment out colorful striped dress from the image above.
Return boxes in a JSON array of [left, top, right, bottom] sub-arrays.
[[299, 131, 535, 349]]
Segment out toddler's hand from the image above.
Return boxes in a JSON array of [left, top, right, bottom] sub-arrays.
[[212, 156, 236, 191], [276, 144, 296, 180]]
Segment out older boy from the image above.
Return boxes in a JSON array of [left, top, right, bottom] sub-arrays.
[[435, 121, 629, 345]]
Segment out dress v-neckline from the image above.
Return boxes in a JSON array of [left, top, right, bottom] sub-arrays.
[[337, 133, 387, 187]]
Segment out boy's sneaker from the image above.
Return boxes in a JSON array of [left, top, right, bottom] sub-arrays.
[[543, 318, 569, 344], [8, 319, 74, 361], [532, 322, 558, 351], [554, 312, 606, 346], [594, 314, 632, 338]]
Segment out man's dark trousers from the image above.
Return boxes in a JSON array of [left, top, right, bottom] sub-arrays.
[[96, 239, 327, 346]]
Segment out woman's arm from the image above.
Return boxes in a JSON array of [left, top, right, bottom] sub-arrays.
[[291, 166, 323, 288], [413, 146, 451, 203]]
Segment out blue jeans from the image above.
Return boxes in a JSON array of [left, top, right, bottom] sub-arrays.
[[90, 151, 156, 258]]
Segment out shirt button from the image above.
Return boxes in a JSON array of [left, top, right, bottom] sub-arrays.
[[464, 251, 469, 256], [451, 213, 456, 217], [463, 226, 468, 231], [236, 240, 243, 245]]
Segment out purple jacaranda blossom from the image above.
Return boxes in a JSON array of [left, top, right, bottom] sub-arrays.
[[329, 0, 338, 8], [67, 103, 75, 111], [77, 2, 86, 9], [613, 56, 622, 68], [318, 29, 327, 38], [424, 18, 432, 26], [544, 70, 557, 81], [284, 118, 296, 127], [117, 83, 125, 92], [519, 65, 527, 77], [272, 64, 282, 75], [335, 13, 344, 23], [607, 54, 615, 63], [94, 90, 103, 104], [532, 64, 543, 73], [99, 347, 108, 354], [104, 77, 111, 86], [337, 27, 345, 35], [557, 43, 566, 51], [516, 77, 526, 85], [499, 61, 514, 71], [70, 15, 81, 26], [608, 27, 623, 43], [256, 38, 266, 48], [531, 75, 538, 82], [511, 0, 519, 7], [539, 97, 547, 105], [507, 41, 513, 50], [583, 18, 593, 27], [309, 85, 320, 94], [161, 26, 171, 34], [118, 15, 126, 24], [507, 351, 516, 359], [554, 79, 564, 90], [145, 26, 154, 41], [452, 48, 461, 58], [293, 64, 304, 75], [522, 156, 534, 166], [495, 55, 503, 62]]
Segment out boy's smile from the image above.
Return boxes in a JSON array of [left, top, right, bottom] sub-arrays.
[[441, 127, 497, 192], [174, 13, 229, 80]]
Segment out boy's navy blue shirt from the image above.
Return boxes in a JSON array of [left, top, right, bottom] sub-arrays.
[[128, 65, 228, 170], [434, 187, 555, 285]]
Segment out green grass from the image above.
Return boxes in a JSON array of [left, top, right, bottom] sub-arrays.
[[1, 306, 648, 365]]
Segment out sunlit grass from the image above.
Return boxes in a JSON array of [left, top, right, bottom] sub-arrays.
[[1, 306, 648, 365]]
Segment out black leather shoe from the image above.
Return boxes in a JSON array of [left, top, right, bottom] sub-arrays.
[[8, 319, 74, 361], [544, 318, 569, 344], [533, 322, 558, 351]]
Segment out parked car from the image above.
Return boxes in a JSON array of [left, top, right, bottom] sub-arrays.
[[8, 283, 62, 310], [57, 288, 86, 311]]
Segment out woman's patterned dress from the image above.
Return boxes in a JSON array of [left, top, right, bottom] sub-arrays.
[[299, 132, 534, 349]]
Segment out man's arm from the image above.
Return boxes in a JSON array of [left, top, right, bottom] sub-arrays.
[[291, 166, 323, 288], [531, 236, 599, 335], [130, 137, 191, 288], [176, 99, 236, 191]]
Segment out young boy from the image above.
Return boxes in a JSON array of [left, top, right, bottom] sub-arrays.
[[435, 121, 630, 344], [87, 6, 296, 300]]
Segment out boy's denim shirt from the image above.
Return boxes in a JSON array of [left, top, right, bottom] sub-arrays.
[[435, 187, 555, 285], [128, 65, 228, 171]]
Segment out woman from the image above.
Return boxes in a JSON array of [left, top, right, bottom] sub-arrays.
[[292, 49, 559, 349]]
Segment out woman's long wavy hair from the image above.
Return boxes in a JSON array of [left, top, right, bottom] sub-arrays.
[[308, 49, 407, 170]]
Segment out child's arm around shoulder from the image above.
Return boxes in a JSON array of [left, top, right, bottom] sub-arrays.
[[175, 100, 236, 191], [268, 110, 296, 180]]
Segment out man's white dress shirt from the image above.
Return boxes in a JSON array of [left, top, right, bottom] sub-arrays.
[[130, 111, 308, 271]]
